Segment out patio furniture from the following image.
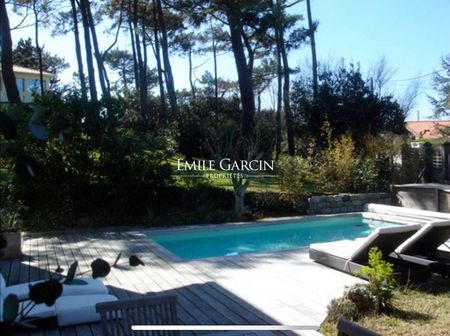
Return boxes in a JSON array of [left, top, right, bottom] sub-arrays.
[[96, 294, 179, 336], [337, 318, 381, 336], [393, 220, 450, 277], [0, 274, 109, 301], [11, 294, 118, 326], [1, 274, 117, 326], [309, 224, 429, 281]]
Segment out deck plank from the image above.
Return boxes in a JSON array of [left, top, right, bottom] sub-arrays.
[[1, 229, 364, 336]]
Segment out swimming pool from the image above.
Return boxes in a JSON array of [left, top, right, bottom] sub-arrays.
[[149, 215, 401, 260]]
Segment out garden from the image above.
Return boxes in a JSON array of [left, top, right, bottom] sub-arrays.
[[1, 0, 450, 335]]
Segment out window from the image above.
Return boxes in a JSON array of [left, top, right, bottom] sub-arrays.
[[433, 154, 443, 170], [16, 78, 24, 92], [27, 79, 39, 93]]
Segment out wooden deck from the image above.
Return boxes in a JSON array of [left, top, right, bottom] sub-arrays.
[[0, 230, 362, 336]]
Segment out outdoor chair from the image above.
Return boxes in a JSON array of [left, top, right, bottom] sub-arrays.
[[96, 294, 179, 336], [309, 224, 430, 282], [337, 318, 381, 336], [393, 220, 450, 277]]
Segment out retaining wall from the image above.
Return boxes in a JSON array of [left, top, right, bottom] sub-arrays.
[[307, 192, 392, 215]]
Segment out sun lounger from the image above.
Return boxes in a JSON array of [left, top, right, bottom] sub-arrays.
[[337, 318, 380, 336], [309, 224, 428, 281], [0, 274, 109, 301], [1, 274, 117, 327], [393, 220, 450, 277]]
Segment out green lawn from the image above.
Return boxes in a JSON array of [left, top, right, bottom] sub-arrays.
[[169, 158, 319, 193], [169, 158, 282, 192]]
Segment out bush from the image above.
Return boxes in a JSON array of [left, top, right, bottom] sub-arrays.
[[0, 194, 27, 231], [349, 158, 379, 193], [315, 134, 358, 192], [358, 247, 396, 312], [325, 248, 397, 325], [1, 92, 172, 229], [277, 155, 310, 201], [344, 283, 378, 316], [246, 192, 308, 217], [326, 297, 359, 323]]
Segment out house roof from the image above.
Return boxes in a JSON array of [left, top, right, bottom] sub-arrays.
[[11, 65, 53, 77], [405, 120, 450, 140]]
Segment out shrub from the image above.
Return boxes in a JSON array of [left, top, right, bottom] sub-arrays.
[[326, 297, 359, 323], [349, 158, 379, 193], [246, 192, 308, 216], [344, 283, 378, 315], [277, 155, 310, 201], [315, 134, 358, 192], [1, 92, 172, 229], [358, 247, 396, 312], [0, 195, 27, 231]]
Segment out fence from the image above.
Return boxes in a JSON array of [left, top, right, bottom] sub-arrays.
[[400, 142, 450, 184]]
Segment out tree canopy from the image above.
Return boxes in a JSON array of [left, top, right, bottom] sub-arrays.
[[291, 62, 407, 148], [13, 38, 69, 76], [429, 54, 450, 117]]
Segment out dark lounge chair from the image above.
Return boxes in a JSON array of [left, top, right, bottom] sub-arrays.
[[393, 220, 450, 277], [309, 224, 429, 281], [337, 318, 381, 336]]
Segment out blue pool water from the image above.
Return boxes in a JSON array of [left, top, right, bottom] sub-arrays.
[[150, 215, 397, 260]]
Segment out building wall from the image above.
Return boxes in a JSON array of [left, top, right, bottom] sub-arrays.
[[0, 73, 50, 103]]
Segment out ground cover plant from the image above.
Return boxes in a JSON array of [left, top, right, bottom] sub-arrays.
[[321, 278, 450, 336], [321, 248, 450, 336]]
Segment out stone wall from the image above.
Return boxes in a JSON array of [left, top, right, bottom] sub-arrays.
[[307, 192, 391, 215]]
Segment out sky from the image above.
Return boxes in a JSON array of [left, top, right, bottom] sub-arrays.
[[8, 0, 450, 120]]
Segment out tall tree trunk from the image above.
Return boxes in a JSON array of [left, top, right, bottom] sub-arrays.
[[141, 22, 149, 122], [122, 66, 128, 92], [79, 0, 97, 101], [275, 37, 283, 159], [156, 0, 178, 116], [0, 0, 21, 103], [85, 1, 108, 98], [277, 0, 295, 155], [128, 20, 139, 89], [132, 0, 146, 121], [188, 46, 196, 99], [70, 0, 87, 100], [213, 36, 219, 116], [306, 0, 318, 99], [257, 92, 261, 114], [226, 3, 255, 137], [282, 49, 295, 156], [271, 0, 283, 159], [32, 0, 44, 95], [151, 0, 166, 126], [210, 19, 219, 117], [241, 31, 254, 78]]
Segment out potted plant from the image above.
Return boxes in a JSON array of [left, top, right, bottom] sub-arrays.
[[0, 200, 26, 260]]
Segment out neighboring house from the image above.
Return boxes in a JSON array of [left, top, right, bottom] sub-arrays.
[[0, 65, 53, 103], [405, 120, 450, 141]]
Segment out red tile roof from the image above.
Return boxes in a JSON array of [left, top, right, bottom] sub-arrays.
[[405, 121, 450, 140]]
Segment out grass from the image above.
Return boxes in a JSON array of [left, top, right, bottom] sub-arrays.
[[169, 158, 281, 192], [320, 278, 450, 336], [169, 158, 317, 193]]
